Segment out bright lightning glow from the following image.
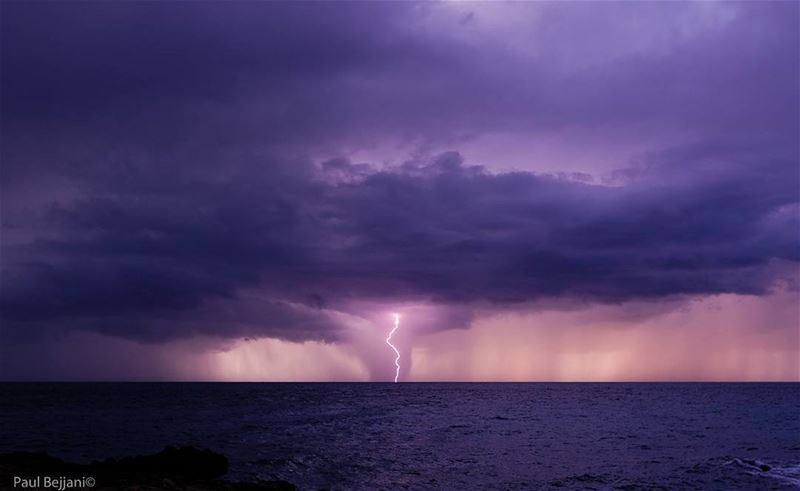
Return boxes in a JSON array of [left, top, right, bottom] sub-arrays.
[[386, 313, 401, 383]]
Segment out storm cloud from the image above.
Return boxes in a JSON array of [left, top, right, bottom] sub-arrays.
[[1, 1, 797, 347]]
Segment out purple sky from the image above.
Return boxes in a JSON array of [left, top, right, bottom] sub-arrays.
[[1, 1, 798, 381]]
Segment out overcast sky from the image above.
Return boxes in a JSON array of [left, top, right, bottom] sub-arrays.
[[1, 1, 797, 381]]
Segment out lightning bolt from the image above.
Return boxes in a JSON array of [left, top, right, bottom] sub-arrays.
[[386, 313, 401, 383]]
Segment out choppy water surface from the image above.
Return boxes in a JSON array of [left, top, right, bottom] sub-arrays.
[[2, 383, 798, 490]]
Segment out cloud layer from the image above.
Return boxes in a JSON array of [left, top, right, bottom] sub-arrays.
[[1, 2, 797, 357]]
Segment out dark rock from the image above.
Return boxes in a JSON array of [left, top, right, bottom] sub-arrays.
[[108, 445, 228, 480], [0, 446, 295, 490]]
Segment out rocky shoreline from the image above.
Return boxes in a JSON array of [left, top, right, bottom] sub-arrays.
[[0, 446, 295, 490]]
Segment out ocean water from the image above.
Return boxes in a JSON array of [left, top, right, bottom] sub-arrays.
[[1, 383, 798, 490]]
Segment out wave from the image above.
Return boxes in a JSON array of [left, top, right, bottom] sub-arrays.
[[724, 458, 800, 488]]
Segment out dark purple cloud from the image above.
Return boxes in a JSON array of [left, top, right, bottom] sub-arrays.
[[1, 1, 797, 347], [2, 148, 796, 342]]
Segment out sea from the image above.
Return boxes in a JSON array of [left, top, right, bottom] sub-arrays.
[[1, 383, 798, 490]]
